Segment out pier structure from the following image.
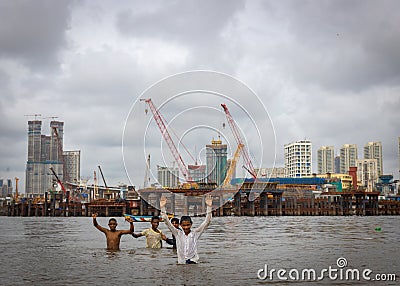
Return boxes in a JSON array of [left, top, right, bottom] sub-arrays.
[[3, 187, 400, 217]]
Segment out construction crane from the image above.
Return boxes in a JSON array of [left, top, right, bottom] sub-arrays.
[[221, 104, 257, 179], [143, 154, 151, 188], [24, 114, 42, 120], [98, 165, 108, 190], [93, 170, 99, 199], [222, 144, 244, 188], [14, 177, 20, 202], [140, 98, 192, 181], [49, 167, 67, 195]]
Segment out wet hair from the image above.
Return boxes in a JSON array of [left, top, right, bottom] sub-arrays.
[[180, 216, 192, 224], [171, 218, 179, 224], [151, 216, 160, 222], [109, 218, 117, 223]]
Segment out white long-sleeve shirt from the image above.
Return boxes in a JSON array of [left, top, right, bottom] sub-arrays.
[[161, 206, 212, 264]]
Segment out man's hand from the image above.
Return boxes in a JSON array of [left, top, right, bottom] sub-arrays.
[[160, 196, 167, 209], [92, 213, 97, 219], [205, 194, 212, 208], [125, 216, 134, 223]]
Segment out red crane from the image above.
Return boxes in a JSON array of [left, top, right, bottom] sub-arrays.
[[141, 98, 191, 181], [221, 103, 257, 179]]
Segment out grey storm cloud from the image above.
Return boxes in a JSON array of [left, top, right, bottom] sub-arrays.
[[0, 0, 72, 69], [0, 0, 399, 191]]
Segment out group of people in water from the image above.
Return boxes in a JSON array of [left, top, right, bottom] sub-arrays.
[[92, 195, 213, 264]]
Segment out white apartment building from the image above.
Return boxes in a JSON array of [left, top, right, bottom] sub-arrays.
[[284, 140, 312, 178], [317, 146, 335, 174], [364, 141, 383, 177], [356, 159, 378, 192], [340, 144, 358, 174], [157, 165, 179, 188]]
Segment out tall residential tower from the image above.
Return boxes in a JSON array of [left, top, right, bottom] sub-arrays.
[[340, 144, 358, 174], [364, 141, 383, 177], [284, 140, 312, 178], [206, 139, 227, 185], [317, 146, 335, 174]]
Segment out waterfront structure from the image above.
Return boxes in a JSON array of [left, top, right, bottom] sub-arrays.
[[157, 165, 179, 187], [25, 120, 64, 197], [356, 159, 378, 192], [255, 167, 286, 178], [334, 156, 340, 174], [364, 141, 383, 177], [339, 144, 358, 174], [188, 164, 206, 183], [0, 179, 13, 197], [317, 146, 335, 174], [307, 173, 354, 191], [284, 140, 312, 178], [206, 139, 227, 185], [63, 150, 81, 183]]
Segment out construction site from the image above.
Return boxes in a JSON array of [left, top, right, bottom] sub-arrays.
[[2, 101, 400, 217]]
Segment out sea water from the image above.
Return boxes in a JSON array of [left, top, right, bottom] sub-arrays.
[[0, 216, 398, 285]]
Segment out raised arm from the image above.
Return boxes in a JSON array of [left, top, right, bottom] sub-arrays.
[[194, 194, 212, 234], [160, 196, 179, 236], [120, 217, 135, 235], [92, 213, 107, 233]]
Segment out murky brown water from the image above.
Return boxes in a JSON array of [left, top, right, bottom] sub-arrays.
[[0, 216, 398, 285]]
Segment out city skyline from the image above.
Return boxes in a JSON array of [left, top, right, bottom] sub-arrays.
[[0, 1, 399, 191]]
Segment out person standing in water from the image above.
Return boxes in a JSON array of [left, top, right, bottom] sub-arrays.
[[165, 217, 180, 249], [132, 216, 167, 248], [160, 194, 212, 264], [92, 214, 134, 250]]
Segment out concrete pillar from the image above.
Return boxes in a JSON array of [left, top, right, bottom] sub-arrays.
[[276, 194, 282, 216], [234, 192, 241, 216], [44, 192, 48, 217], [247, 193, 255, 216], [219, 196, 224, 216], [260, 192, 268, 216]]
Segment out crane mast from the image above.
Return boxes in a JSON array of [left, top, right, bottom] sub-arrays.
[[222, 143, 244, 187], [221, 103, 257, 179], [141, 98, 191, 181]]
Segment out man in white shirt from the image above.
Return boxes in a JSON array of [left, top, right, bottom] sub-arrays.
[[160, 195, 212, 264]]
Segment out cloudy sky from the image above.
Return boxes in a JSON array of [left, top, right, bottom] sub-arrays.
[[1, 0, 399, 192]]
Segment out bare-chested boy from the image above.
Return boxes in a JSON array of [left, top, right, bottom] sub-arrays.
[[92, 214, 134, 250]]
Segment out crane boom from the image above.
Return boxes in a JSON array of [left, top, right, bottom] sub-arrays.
[[221, 104, 257, 179], [141, 98, 191, 181], [98, 165, 108, 189], [222, 143, 243, 187], [49, 167, 67, 194]]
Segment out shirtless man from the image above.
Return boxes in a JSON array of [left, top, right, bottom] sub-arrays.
[[92, 214, 134, 250]]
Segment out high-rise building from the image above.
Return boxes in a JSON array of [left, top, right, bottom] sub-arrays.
[[63, 150, 81, 183], [188, 165, 206, 183], [157, 165, 179, 187], [284, 140, 312, 178], [317, 146, 335, 174], [334, 155, 341, 174], [340, 144, 358, 174], [25, 120, 65, 197], [206, 139, 227, 185], [364, 141, 383, 177], [356, 159, 378, 192]]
